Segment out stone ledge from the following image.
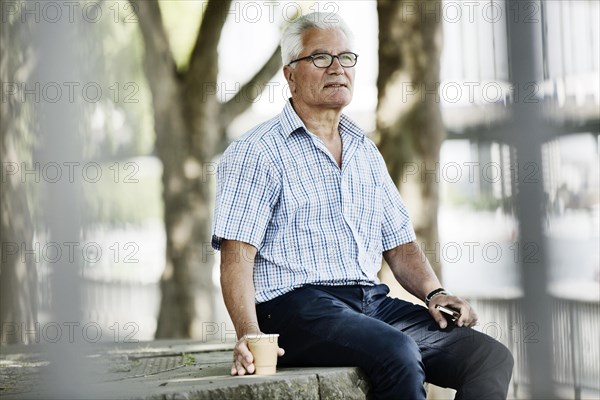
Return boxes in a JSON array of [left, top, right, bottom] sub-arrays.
[[141, 367, 370, 400], [0, 340, 371, 400]]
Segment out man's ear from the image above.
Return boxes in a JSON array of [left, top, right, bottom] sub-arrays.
[[283, 65, 295, 91]]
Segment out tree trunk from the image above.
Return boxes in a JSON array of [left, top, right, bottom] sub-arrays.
[[0, 137, 38, 345], [132, 0, 207, 338], [132, 0, 282, 338], [376, 0, 446, 278], [0, 20, 38, 344]]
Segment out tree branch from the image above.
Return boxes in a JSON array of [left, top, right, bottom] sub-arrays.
[[130, 0, 178, 111], [187, 0, 232, 84], [220, 45, 282, 124], [130, 0, 188, 162]]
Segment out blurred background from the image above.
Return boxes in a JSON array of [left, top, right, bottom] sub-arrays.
[[1, 0, 598, 398]]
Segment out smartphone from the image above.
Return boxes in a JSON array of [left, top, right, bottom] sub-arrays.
[[435, 304, 461, 323]]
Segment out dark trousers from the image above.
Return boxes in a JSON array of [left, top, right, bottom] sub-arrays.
[[256, 284, 514, 400]]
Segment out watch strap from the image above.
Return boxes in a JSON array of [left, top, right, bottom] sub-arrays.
[[425, 287, 450, 306]]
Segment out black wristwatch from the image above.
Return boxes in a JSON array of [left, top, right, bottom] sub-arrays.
[[425, 287, 451, 306]]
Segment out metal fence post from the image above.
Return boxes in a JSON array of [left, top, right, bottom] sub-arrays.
[[505, 0, 557, 398]]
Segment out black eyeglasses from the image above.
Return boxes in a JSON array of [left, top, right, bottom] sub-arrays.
[[288, 52, 359, 68]]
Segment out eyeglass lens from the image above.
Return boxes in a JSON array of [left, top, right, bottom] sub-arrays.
[[312, 53, 357, 68]]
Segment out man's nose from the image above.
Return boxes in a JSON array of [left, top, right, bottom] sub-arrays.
[[327, 57, 344, 73]]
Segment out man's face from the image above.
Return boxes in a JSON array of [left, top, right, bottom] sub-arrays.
[[284, 28, 355, 111]]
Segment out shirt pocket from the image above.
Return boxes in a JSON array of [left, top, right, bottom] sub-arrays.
[[357, 182, 383, 213]]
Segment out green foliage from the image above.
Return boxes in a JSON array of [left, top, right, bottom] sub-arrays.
[[182, 352, 196, 366], [446, 190, 512, 211]]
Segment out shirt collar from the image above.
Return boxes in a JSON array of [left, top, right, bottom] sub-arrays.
[[279, 98, 365, 142]]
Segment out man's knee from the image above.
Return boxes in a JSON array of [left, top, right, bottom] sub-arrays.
[[372, 331, 423, 373], [457, 335, 514, 398], [367, 332, 426, 399], [494, 341, 514, 375], [473, 333, 514, 378]]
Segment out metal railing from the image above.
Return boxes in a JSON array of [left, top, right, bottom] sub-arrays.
[[469, 297, 600, 399]]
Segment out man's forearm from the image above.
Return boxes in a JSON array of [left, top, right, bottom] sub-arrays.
[[383, 241, 442, 303], [220, 240, 260, 338]]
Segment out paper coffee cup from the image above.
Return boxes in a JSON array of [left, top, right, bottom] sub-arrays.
[[245, 333, 279, 375]]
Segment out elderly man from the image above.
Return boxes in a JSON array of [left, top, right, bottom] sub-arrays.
[[212, 12, 513, 400]]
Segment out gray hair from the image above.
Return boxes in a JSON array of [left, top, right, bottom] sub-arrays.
[[280, 12, 355, 66]]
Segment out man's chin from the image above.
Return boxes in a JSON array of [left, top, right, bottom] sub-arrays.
[[319, 93, 353, 108]]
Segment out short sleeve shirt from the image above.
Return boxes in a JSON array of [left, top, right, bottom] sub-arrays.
[[212, 100, 416, 303]]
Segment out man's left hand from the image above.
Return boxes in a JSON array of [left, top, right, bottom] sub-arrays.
[[428, 294, 478, 329]]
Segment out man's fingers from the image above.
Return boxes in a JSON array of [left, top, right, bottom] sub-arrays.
[[429, 307, 448, 329], [245, 362, 255, 374], [277, 347, 285, 357], [232, 347, 255, 376], [454, 304, 477, 327], [238, 338, 254, 362], [467, 311, 479, 327], [235, 354, 254, 375], [458, 313, 470, 327], [431, 296, 479, 329], [233, 359, 246, 376], [231, 336, 257, 376], [458, 310, 469, 327]]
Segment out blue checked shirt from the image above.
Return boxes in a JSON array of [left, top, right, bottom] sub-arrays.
[[212, 100, 416, 303]]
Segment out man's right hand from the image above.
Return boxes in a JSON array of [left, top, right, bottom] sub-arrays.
[[231, 334, 285, 376]]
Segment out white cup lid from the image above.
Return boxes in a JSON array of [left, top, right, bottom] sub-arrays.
[[245, 333, 279, 339]]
